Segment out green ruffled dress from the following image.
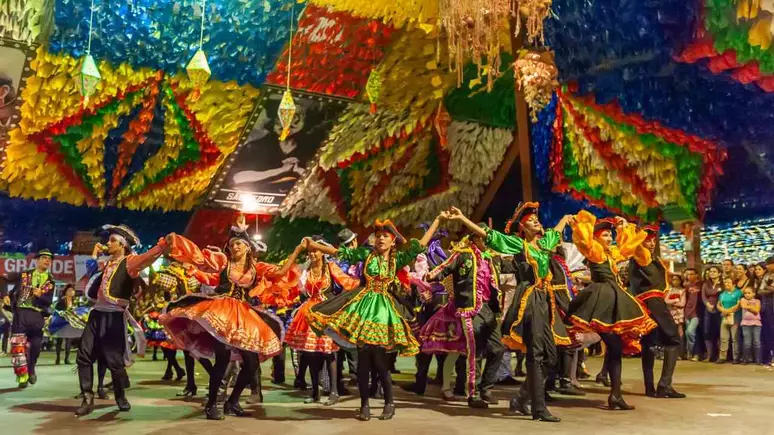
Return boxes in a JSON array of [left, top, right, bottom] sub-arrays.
[[308, 240, 424, 356]]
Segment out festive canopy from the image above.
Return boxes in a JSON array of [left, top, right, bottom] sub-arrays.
[[1, 0, 773, 247]]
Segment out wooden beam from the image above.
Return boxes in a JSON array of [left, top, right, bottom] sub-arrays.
[[472, 15, 532, 222]]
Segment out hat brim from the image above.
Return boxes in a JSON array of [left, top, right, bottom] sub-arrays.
[[99, 224, 140, 247], [374, 220, 406, 244]]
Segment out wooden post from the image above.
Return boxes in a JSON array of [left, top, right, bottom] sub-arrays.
[[472, 14, 533, 222]]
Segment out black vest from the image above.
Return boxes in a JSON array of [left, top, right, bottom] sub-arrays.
[[214, 264, 255, 301], [86, 259, 136, 304]]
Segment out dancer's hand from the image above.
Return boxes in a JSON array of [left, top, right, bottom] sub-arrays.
[[32, 288, 42, 297], [446, 206, 463, 220]]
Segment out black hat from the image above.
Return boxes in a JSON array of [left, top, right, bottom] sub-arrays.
[[593, 218, 617, 236], [505, 201, 540, 234], [98, 224, 141, 247], [227, 228, 266, 254], [373, 219, 406, 244], [337, 228, 357, 245], [35, 249, 53, 259]]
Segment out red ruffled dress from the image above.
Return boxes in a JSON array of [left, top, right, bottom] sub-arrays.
[[284, 262, 359, 353], [159, 235, 300, 361]]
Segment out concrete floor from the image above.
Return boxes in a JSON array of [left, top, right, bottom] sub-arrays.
[[0, 350, 771, 435]]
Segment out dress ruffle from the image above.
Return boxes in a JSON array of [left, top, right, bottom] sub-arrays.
[[160, 295, 284, 361], [309, 287, 420, 357], [284, 301, 338, 353], [418, 303, 467, 354]]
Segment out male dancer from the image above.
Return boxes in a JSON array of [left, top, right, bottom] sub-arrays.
[[76, 225, 171, 416], [3, 249, 55, 388], [629, 225, 686, 399], [426, 223, 504, 408]]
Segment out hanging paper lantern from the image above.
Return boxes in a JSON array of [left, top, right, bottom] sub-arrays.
[[278, 89, 296, 141], [516, 0, 554, 45], [186, 49, 211, 99], [514, 50, 558, 122], [366, 68, 382, 113], [79, 53, 101, 104]]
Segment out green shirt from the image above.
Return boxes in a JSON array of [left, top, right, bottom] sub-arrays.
[[485, 228, 561, 279], [337, 239, 424, 277], [19, 270, 50, 309]]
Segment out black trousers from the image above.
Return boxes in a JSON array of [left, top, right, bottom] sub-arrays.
[[206, 341, 258, 408], [306, 351, 338, 399], [357, 346, 393, 408], [77, 310, 128, 398], [641, 298, 681, 391], [162, 348, 183, 377], [183, 351, 213, 391], [601, 333, 624, 398], [516, 290, 556, 416], [272, 345, 286, 383], [471, 304, 505, 396]]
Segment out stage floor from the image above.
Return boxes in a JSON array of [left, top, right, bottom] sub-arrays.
[[1, 351, 771, 435]]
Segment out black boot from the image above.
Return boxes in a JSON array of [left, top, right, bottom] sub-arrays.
[[557, 379, 586, 396], [468, 396, 489, 409], [608, 394, 635, 410], [114, 371, 131, 411], [224, 400, 249, 417], [656, 346, 685, 398], [379, 403, 395, 420], [324, 392, 340, 406], [97, 387, 110, 400], [205, 402, 225, 420], [356, 405, 371, 421], [533, 409, 561, 422], [508, 396, 530, 416], [75, 392, 95, 416], [177, 387, 197, 397]]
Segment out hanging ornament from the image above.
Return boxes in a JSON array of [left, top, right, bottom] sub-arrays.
[[186, 49, 211, 99], [186, 0, 210, 100], [438, 0, 512, 90], [366, 68, 382, 113], [514, 50, 558, 122], [515, 0, 553, 46], [278, 89, 297, 141], [79, 0, 101, 105], [278, 1, 296, 141], [79, 53, 101, 105], [434, 103, 451, 147]]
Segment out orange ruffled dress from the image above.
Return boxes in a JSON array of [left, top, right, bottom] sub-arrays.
[[565, 211, 657, 354], [284, 262, 359, 353], [159, 235, 300, 361]]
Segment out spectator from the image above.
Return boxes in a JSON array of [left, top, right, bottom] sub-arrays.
[[717, 276, 742, 364], [702, 266, 723, 362], [682, 268, 701, 361], [665, 275, 686, 358], [740, 286, 762, 365], [721, 259, 735, 279], [734, 264, 750, 290], [759, 258, 774, 365]]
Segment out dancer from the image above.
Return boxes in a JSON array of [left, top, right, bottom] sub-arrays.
[[307, 217, 443, 421], [565, 211, 657, 410], [48, 284, 87, 366], [3, 249, 55, 388], [76, 225, 171, 416], [285, 236, 359, 405], [420, 223, 503, 409], [629, 225, 686, 399], [159, 228, 303, 420], [448, 205, 571, 422]]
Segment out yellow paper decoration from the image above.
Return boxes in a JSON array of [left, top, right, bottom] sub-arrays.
[[277, 89, 296, 141], [366, 68, 382, 113], [309, 0, 438, 28]]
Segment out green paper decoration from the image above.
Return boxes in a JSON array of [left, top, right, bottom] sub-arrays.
[[79, 53, 101, 104]]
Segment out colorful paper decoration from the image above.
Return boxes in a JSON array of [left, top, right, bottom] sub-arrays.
[[366, 69, 382, 113], [265, 4, 395, 98]]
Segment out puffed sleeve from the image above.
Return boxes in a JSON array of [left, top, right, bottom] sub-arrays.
[[616, 223, 648, 260], [328, 262, 360, 291], [538, 229, 561, 252], [337, 245, 371, 264], [396, 239, 424, 269], [632, 244, 653, 267], [570, 211, 606, 264], [485, 228, 524, 254]]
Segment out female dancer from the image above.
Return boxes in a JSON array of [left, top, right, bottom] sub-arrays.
[[285, 236, 359, 405], [448, 204, 572, 422], [49, 285, 87, 365], [565, 211, 656, 410], [307, 217, 443, 421], [160, 230, 303, 420]]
